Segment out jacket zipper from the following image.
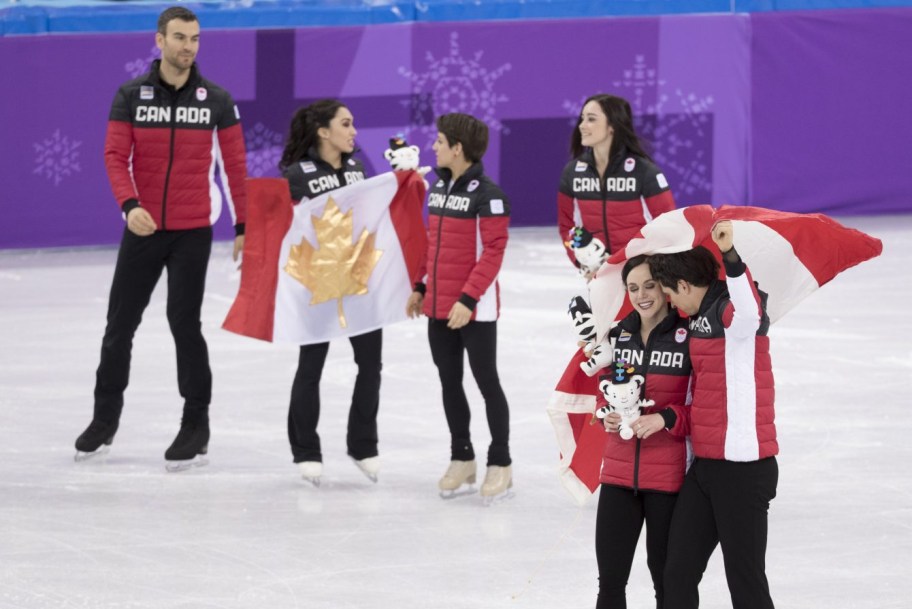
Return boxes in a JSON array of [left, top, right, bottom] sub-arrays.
[[633, 327, 657, 495], [431, 179, 454, 319], [598, 165, 610, 252], [160, 92, 180, 230]]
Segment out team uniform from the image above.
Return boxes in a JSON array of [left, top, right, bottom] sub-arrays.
[[557, 147, 674, 260], [595, 310, 692, 609], [558, 147, 678, 602], [281, 150, 381, 469], [663, 252, 778, 609], [78, 59, 248, 466], [414, 162, 511, 469]]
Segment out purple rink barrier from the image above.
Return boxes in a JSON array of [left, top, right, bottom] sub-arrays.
[[1, 8, 910, 249], [751, 8, 912, 215]]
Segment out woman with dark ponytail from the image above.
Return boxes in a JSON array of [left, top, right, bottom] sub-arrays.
[[277, 99, 379, 487], [557, 94, 676, 275]]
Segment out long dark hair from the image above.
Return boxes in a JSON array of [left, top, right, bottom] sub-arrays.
[[570, 94, 652, 161], [278, 99, 347, 171]]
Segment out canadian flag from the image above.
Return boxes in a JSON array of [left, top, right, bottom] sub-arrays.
[[549, 205, 883, 504], [223, 171, 427, 344]]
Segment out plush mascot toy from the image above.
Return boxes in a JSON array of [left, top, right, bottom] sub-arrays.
[[568, 295, 617, 376], [568, 295, 596, 344], [565, 226, 607, 278], [384, 136, 421, 171], [595, 360, 655, 440], [568, 295, 614, 376]]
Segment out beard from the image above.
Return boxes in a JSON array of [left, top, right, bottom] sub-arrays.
[[163, 51, 194, 72]]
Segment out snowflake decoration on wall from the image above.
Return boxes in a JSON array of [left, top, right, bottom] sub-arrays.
[[245, 123, 284, 177], [561, 54, 715, 200], [33, 130, 82, 187], [562, 97, 587, 128], [612, 55, 665, 115], [125, 46, 159, 79], [638, 89, 714, 198], [399, 32, 512, 148]]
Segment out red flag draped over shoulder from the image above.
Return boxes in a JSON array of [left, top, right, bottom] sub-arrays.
[[223, 171, 427, 344], [550, 205, 883, 504]]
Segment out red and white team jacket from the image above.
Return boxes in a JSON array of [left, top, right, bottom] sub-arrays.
[[415, 163, 510, 321], [687, 257, 778, 461], [282, 149, 367, 202], [557, 147, 674, 260], [104, 60, 248, 233], [600, 310, 693, 493]]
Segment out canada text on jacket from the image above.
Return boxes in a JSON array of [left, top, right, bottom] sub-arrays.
[[135, 106, 212, 125]]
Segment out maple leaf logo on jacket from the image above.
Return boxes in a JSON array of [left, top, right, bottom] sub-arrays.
[[283, 197, 383, 328]]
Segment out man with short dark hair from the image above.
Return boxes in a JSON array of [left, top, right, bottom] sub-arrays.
[[649, 221, 778, 609], [406, 113, 513, 502], [75, 6, 248, 471]]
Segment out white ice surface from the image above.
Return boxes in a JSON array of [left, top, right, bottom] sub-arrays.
[[1, 218, 910, 609]]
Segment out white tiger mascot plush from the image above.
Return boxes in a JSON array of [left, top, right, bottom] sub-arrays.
[[384, 136, 421, 171], [569, 295, 615, 377], [565, 225, 607, 279], [595, 360, 655, 440]]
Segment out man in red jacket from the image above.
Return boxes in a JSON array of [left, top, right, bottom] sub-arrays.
[[405, 113, 512, 503], [648, 221, 778, 609], [74, 6, 248, 471]]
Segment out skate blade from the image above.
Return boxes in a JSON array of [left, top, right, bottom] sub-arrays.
[[482, 489, 515, 507], [353, 467, 378, 484], [352, 457, 379, 484], [165, 455, 209, 473], [351, 458, 380, 483], [301, 476, 321, 488], [439, 485, 477, 500], [74, 446, 110, 462]]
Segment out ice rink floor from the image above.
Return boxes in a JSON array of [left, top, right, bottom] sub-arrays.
[[1, 218, 910, 609]]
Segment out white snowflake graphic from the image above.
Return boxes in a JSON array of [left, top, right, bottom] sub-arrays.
[[399, 32, 511, 148], [562, 97, 588, 128], [245, 123, 284, 177], [125, 46, 159, 78], [33, 130, 82, 186], [612, 55, 665, 115], [562, 54, 715, 199], [639, 89, 714, 197]]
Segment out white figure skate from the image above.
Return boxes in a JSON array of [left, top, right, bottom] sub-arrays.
[[438, 460, 477, 499], [480, 465, 514, 506], [298, 461, 323, 487], [353, 456, 380, 483]]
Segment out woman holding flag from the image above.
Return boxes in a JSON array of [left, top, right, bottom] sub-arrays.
[[277, 99, 379, 486]]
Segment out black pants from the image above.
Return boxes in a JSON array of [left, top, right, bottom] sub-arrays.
[[288, 328, 382, 463], [664, 457, 778, 609], [427, 319, 510, 466], [93, 227, 213, 422], [595, 485, 678, 609]]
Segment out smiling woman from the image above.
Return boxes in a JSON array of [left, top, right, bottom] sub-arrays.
[[557, 94, 676, 273], [592, 253, 693, 609], [276, 98, 380, 487]]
